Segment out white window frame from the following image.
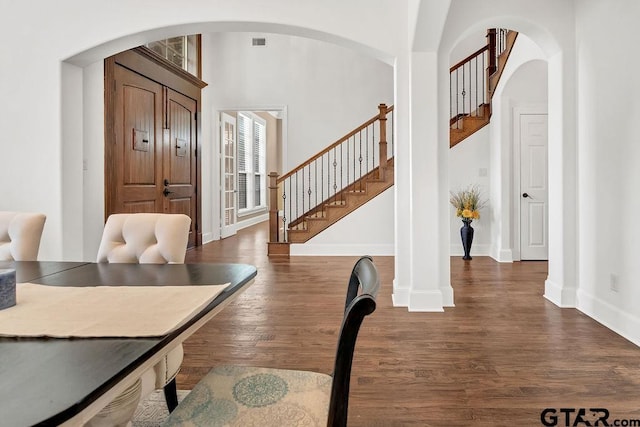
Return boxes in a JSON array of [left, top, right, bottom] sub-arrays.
[[237, 112, 267, 216], [146, 35, 199, 77]]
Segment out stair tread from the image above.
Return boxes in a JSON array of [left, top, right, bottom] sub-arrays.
[[306, 212, 326, 219], [279, 161, 395, 244], [288, 224, 307, 231]]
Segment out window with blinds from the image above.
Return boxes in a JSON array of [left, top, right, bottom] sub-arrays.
[[237, 112, 266, 214]]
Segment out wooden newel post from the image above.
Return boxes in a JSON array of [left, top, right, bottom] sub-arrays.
[[487, 28, 497, 76], [268, 172, 280, 243], [378, 103, 388, 180]]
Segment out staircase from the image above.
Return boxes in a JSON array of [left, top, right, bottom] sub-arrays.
[[450, 29, 518, 148], [268, 104, 393, 256], [266, 30, 516, 256], [287, 159, 394, 243]]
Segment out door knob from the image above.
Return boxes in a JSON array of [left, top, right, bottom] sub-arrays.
[[164, 179, 170, 186], [522, 193, 530, 198], [163, 188, 173, 196]]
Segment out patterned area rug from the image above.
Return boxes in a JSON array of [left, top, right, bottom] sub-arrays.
[[132, 390, 189, 427]]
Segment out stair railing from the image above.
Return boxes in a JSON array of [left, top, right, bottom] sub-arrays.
[[269, 104, 393, 244], [450, 28, 517, 132], [450, 45, 489, 130]]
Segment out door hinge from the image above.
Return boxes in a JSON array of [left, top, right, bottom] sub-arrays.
[[195, 222, 199, 231], [194, 112, 197, 121]]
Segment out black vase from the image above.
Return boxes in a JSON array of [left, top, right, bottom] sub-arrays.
[[460, 220, 474, 260]]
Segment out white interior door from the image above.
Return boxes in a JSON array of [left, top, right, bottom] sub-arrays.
[[520, 113, 548, 260], [220, 113, 237, 238]]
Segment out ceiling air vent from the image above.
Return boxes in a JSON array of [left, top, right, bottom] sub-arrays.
[[252, 38, 266, 47]]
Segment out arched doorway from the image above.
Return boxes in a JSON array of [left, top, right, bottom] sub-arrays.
[[64, 23, 393, 259], [442, 17, 576, 308]]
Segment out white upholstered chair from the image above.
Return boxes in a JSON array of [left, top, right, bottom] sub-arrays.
[[90, 213, 191, 426], [97, 213, 191, 264], [0, 211, 46, 261]]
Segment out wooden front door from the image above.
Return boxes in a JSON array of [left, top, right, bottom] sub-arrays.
[[111, 64, 164, 214], [105, 48, 206, 247], [164, 88, 198, 246]]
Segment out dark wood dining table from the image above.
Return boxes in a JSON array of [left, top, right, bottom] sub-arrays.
[[0, 261, 257, 427]]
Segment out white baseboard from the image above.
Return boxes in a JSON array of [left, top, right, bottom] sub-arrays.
[[290, 243, 394, 256], [202, 232, 215, 245], [204, 216, 266, 245], [490, 245, 514, 263], [440, 285, 455, 307], [450, 243, 491, 257], [392, 280, 453, 311], [392, 278, 409, 307], [408, 290, 445, 312], [497, 249, 514, 263], [577, 289, 640, 347], [237, 214, 268, 230], [544, 278, 576, 307]]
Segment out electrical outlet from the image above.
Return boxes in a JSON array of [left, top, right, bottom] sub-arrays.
[[610, 273, 619, 292]]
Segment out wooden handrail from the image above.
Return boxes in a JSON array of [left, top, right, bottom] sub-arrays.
[[277, 105, 394, 183], [450, 45, 489, 73]]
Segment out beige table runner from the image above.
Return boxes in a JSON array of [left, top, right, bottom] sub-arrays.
[[0, 282, 229, 338]]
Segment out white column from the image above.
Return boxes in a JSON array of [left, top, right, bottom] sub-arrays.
[[544, 51, 578, 307], [81, 61, 106, 261], [488, 94, 515, 263], [392, 50, 413, 307], [61, 61, 85, 261], [436, 52, 454, 308], [404, 51, 453, 311]]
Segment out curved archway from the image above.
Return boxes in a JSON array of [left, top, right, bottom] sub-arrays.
[[441, 16, 576, 308], [65, 21, 395, 67], [495, 57, 548, 262], [449, 16, 560, 58], [61, 21, 396, 260]]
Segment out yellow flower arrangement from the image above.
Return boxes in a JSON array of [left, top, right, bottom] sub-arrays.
[[450, 185, 486, 222]]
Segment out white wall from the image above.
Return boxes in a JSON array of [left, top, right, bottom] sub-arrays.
[[291, 188, 394, 256], [82, 61, 106, 260], [449, 29, 486, 66], [502, 63, 548, 105], [204, 32, 394, 169], [575, 0, 640, 345]]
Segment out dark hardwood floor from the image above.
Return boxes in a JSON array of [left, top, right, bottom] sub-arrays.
[[181, 222, 640, 426]]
